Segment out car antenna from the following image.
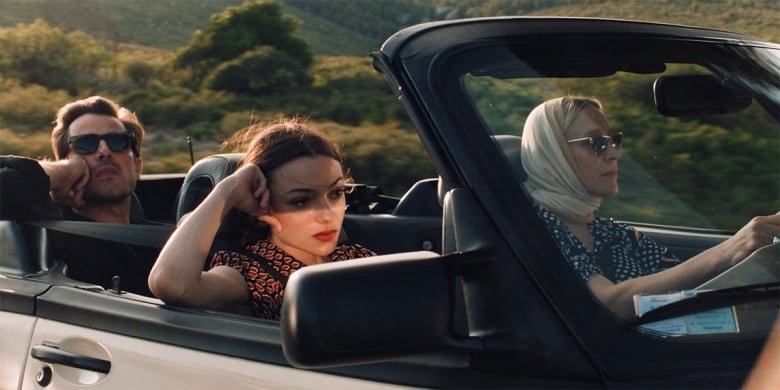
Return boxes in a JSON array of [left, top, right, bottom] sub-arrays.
[[187, 136, 194, 165]]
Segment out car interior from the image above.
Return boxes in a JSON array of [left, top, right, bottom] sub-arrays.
[[0, 153, 446, 294], [174, 152, 444, 257]]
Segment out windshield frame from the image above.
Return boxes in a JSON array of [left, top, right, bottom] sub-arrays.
[[399, 26, 778, 374]]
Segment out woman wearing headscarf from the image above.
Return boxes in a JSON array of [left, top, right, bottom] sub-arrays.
[[520, 96, 780, 319]]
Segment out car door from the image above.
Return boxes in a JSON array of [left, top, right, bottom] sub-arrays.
[[9, 282, 408, 389], [0, 313, 36, 390], [20, 319, 401, 389]]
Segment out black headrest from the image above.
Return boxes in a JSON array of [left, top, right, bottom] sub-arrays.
[[130, 192, 147, 222], [437, 135, 526, 204], [176, 153, 245, 222], [492, 135, 526, 182]]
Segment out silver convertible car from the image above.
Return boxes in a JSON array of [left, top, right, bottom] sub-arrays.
[[2, 17, 778, 389]]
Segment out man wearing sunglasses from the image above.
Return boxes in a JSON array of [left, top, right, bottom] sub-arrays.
[[0, 96, 159, 296]]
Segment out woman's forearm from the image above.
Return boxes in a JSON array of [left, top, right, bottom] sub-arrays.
[[148, 182, 235, 305], [589, 245, 733, 319]]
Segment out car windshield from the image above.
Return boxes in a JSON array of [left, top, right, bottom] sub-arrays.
[[461, 42, 779, 232], [452, 38, 779, 336]]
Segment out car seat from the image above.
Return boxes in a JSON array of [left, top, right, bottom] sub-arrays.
[[176, 153, 244, 222], [492, 135, 526, 182], [439, 134, 526, 256], [175, 153, 263, 262], [437, 134, 526, 206]]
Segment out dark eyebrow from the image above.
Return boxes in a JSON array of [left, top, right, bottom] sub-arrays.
[[285, 177, 344, 194], [329, 177, 346, 188]]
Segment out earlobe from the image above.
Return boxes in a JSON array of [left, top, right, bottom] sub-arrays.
[[135, 158, 143, 177], [260, 215, 282, 233]]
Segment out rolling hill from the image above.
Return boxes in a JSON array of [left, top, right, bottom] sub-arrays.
[[0, 0, 776, 57]]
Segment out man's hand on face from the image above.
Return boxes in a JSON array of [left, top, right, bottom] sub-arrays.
[[43, 155, 90, 208]]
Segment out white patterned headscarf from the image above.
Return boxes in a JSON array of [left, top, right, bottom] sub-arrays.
[[521, 96, 604, 222]]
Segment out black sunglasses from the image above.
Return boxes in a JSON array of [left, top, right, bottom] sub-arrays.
[[567, 132, 623, 156], [68, 132, 135, 155]]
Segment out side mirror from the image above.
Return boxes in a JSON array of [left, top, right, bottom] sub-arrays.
[[280, 251, 460, 368], [653, 74, 752, 116]]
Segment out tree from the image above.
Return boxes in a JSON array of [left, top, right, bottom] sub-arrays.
[[124, 61, 158, 88], [170, 1, 313, 90], [204, 46, 312, 95], [0, 19, 108, 94]]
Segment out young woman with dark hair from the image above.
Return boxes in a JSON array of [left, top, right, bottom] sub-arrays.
[[149, 117, 375, 319]]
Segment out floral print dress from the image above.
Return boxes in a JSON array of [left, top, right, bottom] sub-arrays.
[[535, 205, 680, 282], [210, 240, 376, 320]]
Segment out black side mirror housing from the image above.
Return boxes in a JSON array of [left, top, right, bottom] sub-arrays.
[[280, 251, 460, 368]]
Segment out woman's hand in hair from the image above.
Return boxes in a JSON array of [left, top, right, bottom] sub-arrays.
[[219, 164, 270, 218]]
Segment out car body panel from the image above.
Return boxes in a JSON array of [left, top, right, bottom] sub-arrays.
[[20, 319, 407, 390], [0, 311, 36, 390]]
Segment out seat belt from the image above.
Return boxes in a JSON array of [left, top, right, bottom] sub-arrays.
[[23, 220, 174, 248]]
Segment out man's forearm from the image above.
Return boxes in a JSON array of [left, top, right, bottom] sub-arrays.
[[0, 156, 59, 219]]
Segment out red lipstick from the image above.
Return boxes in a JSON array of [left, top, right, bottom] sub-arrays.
[[314, 229, 338, 242]]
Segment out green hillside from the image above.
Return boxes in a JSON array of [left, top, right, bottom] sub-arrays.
[[0, 0, 244, 49], [1, 0, 775, 56], [279, 2, 380, 56], [523, 0, 780, 43], [283, 0, 780, 53], [0, 0, 777, 206], [0, 0, 382, 55]]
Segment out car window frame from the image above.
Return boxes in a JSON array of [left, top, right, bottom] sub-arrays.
[[396, 24, 775, 381]]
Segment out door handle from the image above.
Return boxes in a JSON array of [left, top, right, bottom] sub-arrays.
[[30, 344, 111, 374]]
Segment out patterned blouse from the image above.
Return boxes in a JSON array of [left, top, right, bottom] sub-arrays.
[[210, 240, 376, 320], [535, 204, 680, 283]]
